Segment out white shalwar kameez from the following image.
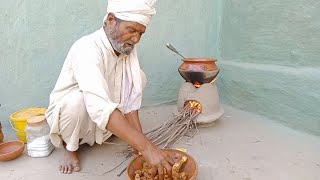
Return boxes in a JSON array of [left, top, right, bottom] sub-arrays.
[[45, 28, 146, 151]]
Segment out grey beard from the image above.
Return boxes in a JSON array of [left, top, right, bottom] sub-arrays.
[[108, 36, 134, 55]]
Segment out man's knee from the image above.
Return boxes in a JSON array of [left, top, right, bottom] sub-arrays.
[[60, 91, 87, 120]]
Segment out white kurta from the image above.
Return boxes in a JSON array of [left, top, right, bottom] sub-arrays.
[[45, 28, 146, 151]]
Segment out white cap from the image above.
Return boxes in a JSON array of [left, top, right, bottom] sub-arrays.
[[104, 0, 157, 27]]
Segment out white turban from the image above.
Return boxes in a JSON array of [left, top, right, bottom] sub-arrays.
[[103, 0, 157, 27]]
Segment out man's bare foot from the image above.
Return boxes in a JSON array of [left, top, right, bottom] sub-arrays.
[[59, 149, 81, 174]]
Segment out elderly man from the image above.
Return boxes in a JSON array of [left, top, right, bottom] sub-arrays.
[[45, 0, 174, 177]]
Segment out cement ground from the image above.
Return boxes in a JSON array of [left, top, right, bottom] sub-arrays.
[[1, 103, 319, 180]]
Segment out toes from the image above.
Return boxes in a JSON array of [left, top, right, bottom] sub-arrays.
[[59, 165, 68, 174], [64, 166, 69, 174], [59, 165, 79, 174], [67, 165, 73, 174], [61, 166, 66, 174], [73, 165, 81, 172]]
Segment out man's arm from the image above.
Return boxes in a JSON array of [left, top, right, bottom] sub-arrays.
[[124, 110, 142, 133], [107, 109, 147, 153], [106, 109, 174, 179]]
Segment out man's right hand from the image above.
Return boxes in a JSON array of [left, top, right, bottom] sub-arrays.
[[106, 109, 174, 179], [140, 144, 174, 180]]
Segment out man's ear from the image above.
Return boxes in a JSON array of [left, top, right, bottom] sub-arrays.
[[105, 13, 116, 27]]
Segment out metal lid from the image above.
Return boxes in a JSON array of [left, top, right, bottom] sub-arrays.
[[27, 115, 46, 125]]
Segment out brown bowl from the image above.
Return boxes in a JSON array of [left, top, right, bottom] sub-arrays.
[[0, 140, 25, 161], [127, 149, 198, 180]]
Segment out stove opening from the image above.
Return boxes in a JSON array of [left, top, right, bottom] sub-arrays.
[[184, 100, 202, 113], [193, 82, 201, 88]]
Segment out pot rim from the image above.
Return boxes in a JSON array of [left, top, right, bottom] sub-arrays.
[[182, 57, 217, 62]]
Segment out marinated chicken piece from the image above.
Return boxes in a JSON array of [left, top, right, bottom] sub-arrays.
[[179, 172, 187, 180], [135, 170, 142, 176], [142, 162, 149, 173], [135, 173, 141, 180], [164, 174, 171, 180], [134, 154, 189, 180], [172, 156, 188, 173], [172, 155, 188, 179]]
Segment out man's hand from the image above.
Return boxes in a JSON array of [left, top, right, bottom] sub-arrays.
[[140, 144, 174, 180], [106, 109, 174, 180]]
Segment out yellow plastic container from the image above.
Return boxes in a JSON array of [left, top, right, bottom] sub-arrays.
[[9, 107, 47, 143]]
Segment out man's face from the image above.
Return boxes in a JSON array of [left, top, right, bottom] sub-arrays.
[[106, 14, 146, 55]]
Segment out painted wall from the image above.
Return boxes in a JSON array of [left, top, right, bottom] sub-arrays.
[[0, 0, 219, 132], [216, 0, 320, 135]]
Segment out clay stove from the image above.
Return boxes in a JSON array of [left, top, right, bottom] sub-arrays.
[[177, 58, 224, 124]]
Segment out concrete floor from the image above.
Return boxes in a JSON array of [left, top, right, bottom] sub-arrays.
[[0, 103, 319, 180]]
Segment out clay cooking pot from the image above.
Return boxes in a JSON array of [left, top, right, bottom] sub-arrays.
[[178, 58, 219, 85]]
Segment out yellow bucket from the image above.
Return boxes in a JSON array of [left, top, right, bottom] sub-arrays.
[[9, 107, 47, 143]]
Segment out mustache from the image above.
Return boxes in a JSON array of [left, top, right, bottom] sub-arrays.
[[125, 42, 135, 46]]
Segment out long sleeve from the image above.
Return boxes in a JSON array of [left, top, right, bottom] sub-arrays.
[[71, 41, 118, 130]]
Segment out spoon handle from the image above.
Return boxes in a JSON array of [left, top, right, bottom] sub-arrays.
[[166, 43, 185, 59]]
